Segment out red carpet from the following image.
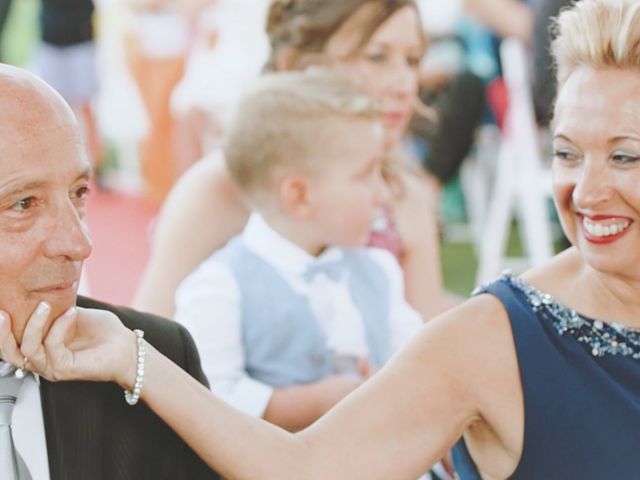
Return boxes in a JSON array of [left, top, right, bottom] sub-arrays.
[[83, 183, 159, 307]]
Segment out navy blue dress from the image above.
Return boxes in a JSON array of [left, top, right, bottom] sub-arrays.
[[452, 274, 640, 479]]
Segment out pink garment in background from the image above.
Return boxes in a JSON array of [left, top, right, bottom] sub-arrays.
[[368, 208, 403, 259]]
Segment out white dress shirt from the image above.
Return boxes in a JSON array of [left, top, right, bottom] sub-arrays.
[[0, 363, 51, 480], [175, 214, 424, 418]]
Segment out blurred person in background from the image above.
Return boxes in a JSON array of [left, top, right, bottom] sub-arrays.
[[410, 0, 486, 188], [133, 0, 449, 324], [465, 0, 533, 42], [32, 0, 104, 179], [410, 0, 534, 186], [531, 0, 569, 126], [125, 0, 214, 204], [170, 0, 270, 175], [0, 0, 11, 62]]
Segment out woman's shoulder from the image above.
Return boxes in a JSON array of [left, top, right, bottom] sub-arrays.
[[442, 291, 511, 335], [418, 293, 513, 367], [166, 150, 229, 201], [155, 150, 248, 236]]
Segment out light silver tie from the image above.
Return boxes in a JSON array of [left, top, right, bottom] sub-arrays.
[[0, 372, 32, 480]]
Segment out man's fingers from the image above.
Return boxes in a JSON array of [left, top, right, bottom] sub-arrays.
[[0, 311, 23, 366], [19, 301, 51, 362]]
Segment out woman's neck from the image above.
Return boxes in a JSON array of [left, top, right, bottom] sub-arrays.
[[526, 248, 640, 328]]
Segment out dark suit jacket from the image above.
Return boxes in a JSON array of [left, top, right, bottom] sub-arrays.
[[39, 296, 220, 480]]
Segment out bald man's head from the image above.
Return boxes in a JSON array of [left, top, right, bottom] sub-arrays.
[[0, 64, 80, 149], [0, 65, 92, 342]]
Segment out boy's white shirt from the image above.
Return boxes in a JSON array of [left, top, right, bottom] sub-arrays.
[[175, 213, 424, 418]]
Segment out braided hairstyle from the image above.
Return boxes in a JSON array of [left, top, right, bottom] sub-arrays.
[[264, 0, 424, 71]]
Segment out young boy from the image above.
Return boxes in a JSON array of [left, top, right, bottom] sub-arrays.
[[175, 71, 424, 432]]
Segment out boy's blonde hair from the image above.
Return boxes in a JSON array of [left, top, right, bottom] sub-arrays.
[[552, 0, 640, 88], [224, 70, 379, 198]]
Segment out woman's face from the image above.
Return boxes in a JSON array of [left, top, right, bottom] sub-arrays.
[[325, 6, 423, 149], [552, 66, 640, 277]]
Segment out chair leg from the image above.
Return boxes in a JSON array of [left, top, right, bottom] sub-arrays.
[[476, 134, 515, 285]]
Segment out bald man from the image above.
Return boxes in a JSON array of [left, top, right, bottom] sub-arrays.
[[0, 64, 219, 479]]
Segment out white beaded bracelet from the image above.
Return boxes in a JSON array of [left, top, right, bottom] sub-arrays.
[[124, 329, 146, 406]]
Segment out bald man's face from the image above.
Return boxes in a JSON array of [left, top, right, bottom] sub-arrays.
[[0, 72, 92, 341]]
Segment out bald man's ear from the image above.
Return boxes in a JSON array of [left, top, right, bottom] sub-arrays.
[[277, 173, 314, 220]]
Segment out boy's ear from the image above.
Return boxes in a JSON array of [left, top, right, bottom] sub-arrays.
[[278, 173, 314, 220]]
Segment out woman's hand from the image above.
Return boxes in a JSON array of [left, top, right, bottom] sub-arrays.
[[387, 166, 447, 321], [0, 303, 138, 389], [391, 167, 441, 253]]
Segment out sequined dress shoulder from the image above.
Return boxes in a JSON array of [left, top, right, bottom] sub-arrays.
[[452, 274, 640, 480]]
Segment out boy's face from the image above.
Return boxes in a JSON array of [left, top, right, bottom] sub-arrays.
[[306, 119, 389, 248]]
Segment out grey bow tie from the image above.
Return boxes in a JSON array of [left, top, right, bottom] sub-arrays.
[[0, 366, 32, 480], [303, 260, 345, 283]]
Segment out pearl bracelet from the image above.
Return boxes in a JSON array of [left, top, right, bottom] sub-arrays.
[[124, 329, 146, 406]]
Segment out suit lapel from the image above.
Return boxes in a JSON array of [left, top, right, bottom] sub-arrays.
[[40, 379, 105, 480]]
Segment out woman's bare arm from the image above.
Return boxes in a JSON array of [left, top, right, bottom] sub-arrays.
[[6, 295, 522, 479], [133, 152, 250, 317]]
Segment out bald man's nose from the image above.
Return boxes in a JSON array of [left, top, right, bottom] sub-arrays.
[[43, 200, 93, 261]]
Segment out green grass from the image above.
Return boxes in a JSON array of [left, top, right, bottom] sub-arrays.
[[441, 240, 477, 297], [2, 0, 39, 66]]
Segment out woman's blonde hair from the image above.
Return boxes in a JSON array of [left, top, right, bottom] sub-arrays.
[[552, 0, 640, 87]]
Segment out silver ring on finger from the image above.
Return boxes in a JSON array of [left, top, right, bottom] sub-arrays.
[[14, 356, 28, 379]]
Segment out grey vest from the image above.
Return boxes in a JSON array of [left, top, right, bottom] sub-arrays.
[[215, 237, 392, 387]]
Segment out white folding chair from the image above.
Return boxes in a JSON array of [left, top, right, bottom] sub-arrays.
[[470, 38, 554, 285]]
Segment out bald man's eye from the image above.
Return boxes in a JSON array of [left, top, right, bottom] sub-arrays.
[[11, 196, 37, 212], [74, 185, 91, 200]]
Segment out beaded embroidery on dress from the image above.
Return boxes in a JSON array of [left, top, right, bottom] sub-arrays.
[[479, 273, 640, 360]]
